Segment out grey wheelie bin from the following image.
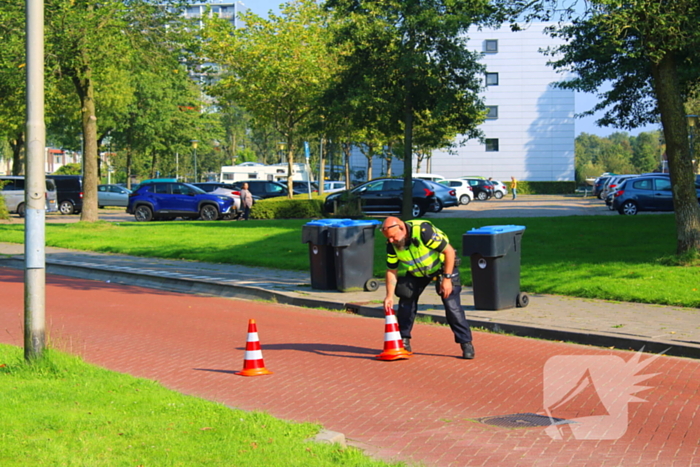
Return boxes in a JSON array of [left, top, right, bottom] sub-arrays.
[[462, 225, 528, 310], [302, 219, 350, 290], [328, 219, 381, 292]]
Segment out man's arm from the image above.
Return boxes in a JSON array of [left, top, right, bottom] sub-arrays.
[[384, 268, 398, 312], [438, 244, 456, 299]]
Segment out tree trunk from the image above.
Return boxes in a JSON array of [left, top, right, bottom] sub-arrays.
[[319, 138, 325, 194], [10, 132, 24, 175], [650, 55, 700, 253], [74, 71, 99, 223], [402, 83, 414, 219]]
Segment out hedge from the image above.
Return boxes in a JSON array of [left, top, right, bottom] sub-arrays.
[[250, 196, 325, 219]]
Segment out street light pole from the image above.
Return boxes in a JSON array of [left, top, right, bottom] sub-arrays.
[[191, 140, 198, 182]]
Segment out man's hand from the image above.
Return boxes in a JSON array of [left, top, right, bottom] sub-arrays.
[[384, 296, 394, 313], [440, 277, 452, 299]]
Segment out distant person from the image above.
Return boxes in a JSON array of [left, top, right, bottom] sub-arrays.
[[238, 183, 253, 220], [380, 216, 475, 359], [511, 176, 518, 200]]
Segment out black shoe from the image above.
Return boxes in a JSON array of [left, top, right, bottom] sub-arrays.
[[461, 342, 475, 359], [402, 338, 412, 353]]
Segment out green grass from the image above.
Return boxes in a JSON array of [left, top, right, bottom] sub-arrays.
[[0, 344, 400, 467], [1, 215, 699, 307]]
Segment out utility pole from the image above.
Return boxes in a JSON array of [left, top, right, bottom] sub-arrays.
[[24, 0, 46, 361]]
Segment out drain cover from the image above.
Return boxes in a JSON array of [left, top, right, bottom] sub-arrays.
[[476, 413, 574, 428]]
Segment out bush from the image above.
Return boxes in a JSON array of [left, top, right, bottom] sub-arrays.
[[0, 180, 8, 219], [53, 163, 81, 175], [507, 180, 576, 195], [251, 197, 325, 219]]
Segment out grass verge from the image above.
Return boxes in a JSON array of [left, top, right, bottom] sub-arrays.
[[0, 344, 400, 467], [0, 214, 698, 307]]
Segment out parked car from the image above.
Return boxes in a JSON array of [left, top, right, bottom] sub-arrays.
[[323, 178, 438, 218], [322, 181, 346, 193], [460, 178, 494, 200], [593, 175, 613, 199], [292, 181, 318, 194], [423, 179, 458, 212], [192, 182, 242, 213], [490, 180, 508, 199], [439, 179, 474, 205], [97, 184, 131, 208], [612, 175, 700, 215], [126, 181, 234, 221], [601, 174, 637, 200], [0, 175, 58, 217], [46, 174, 83, 215], [413, 173, 446, 182], [229, 180, 299, 199]]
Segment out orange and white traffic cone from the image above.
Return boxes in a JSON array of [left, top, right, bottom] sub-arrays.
[[235, 319, 273, 376], [376, 308, 412, 361]]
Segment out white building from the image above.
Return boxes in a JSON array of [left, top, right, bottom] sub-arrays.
[[349, 24, 575, 182], [183, 0, 247, 29]]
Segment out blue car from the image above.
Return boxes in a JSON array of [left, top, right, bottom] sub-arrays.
[[127, 181, 234, 221], [423, 179, 458, 212]]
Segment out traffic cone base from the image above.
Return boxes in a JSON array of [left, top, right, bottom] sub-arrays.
[[236, 319, 273, 376], [376, 308, 413, 361]]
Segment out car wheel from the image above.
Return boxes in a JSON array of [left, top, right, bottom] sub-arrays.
[[134, 205, 153, 222], [477, 191, 488, 201], [17, 203, 25, 218], [619, 201, 638, 215], [433, 199, 444, 213], [199, 204, 219, 221], [59, 200, 75, 215], [411, 202, 424, 218], [459, 194, 471, 205], [607, 202, 615, 211], [494, 191, 503, 199]]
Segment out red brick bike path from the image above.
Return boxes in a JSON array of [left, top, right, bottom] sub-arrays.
[[1, 268, 698, 467]]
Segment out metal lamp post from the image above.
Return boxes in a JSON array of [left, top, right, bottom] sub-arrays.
[[191, 139, 198, 182]]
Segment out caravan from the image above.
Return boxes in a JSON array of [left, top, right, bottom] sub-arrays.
[[220, 163, 313, 183]]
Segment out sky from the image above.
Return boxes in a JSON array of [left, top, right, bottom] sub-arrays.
[[238, 1, 659, 138]]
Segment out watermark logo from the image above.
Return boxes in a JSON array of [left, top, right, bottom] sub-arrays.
[[543, 350, 663, 440]]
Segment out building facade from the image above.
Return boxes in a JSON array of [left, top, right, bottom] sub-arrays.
[[348, 24, 575, 183]]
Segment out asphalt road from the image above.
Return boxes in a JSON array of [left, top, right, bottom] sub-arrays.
[[2, 195, 617, 224]]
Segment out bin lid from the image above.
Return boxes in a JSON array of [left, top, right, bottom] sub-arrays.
[[464, 225, 526, 235], [305, 218, 352, 227], [330, 219, 381, 228]]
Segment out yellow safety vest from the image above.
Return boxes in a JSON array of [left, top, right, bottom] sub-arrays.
[[391, 220, 446, 277]]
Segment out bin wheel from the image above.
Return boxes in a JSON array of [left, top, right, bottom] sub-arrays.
[[516, 292, 529, 308], [364, 278, 379, 292]]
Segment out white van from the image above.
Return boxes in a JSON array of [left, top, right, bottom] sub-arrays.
[[0, 176, 58, 217], [413, 173, 446, 182]]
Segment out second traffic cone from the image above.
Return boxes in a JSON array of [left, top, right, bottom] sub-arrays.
[[235, 319, 273, 376], [376, 308, 412, 361]]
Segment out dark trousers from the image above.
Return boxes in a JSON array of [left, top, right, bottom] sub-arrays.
[[240, 206, 251, 220], [396, 271, 473, 344]]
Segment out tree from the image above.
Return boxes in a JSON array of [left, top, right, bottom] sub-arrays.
[[326, 0, 495, 218], [203, 0, 338, 197], [544, 0, 700, 253]]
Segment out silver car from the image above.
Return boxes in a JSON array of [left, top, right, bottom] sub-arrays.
[[1, 175, 58, 217], [97, 184, 132, 208]]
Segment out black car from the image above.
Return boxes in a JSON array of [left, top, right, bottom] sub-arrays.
[[46, 174, 83, 214], [323, 178, 438, 218], [229, 180, 299, 199], [292, 180, 318, 194], [461, 178, 494, 200], [593, 176, 612, 199], [612, 174, 700, 215]]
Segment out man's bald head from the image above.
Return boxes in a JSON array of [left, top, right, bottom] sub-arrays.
[[381, 216, 407, 247]]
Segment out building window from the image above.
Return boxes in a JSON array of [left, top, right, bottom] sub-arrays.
[[486, 106, 498, 119], [484, 40, 498, 53], [485, 139, 499, 152], [485, 72, 499, 86]]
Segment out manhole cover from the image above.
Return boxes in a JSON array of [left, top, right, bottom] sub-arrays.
[[476, 413, 574, 428]]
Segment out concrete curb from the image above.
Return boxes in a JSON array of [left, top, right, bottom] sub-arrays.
[[2, 257, 699, 360]]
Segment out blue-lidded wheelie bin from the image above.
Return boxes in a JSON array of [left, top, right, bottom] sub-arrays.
[[328, 219, 381, 292], [462, 225, 528, 310], [302, 219, 350, 290]]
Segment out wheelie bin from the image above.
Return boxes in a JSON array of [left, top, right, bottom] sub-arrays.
[[462, 225, 528, 310], [328, 219, 381, 292], [302, 219, 350, 290]]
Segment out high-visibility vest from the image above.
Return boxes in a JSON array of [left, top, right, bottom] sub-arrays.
[[392, 220, 446, 277]]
